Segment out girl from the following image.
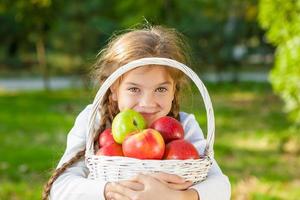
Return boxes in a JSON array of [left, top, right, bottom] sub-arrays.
[[43, 25, 231, 200]]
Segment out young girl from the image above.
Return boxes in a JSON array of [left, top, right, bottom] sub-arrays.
[[43, 25, 231, 200]]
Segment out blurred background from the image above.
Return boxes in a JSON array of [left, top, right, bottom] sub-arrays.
[[0, 0, 299, 199]]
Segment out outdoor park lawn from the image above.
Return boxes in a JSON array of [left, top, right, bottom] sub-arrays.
[[0, 82, 299, 200]]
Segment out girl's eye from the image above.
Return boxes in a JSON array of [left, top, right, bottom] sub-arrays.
[[128, 87, 140, 93], [155, 87, 167, 93]]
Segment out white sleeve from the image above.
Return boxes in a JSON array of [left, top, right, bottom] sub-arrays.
[[50, 105, 107, 200], [180, 112, 231, 200]]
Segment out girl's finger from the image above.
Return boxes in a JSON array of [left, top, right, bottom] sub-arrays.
[[167, 181, 193, 190], [118, 180, 144, 191], [131, 173, 158, 187], [149, 172, 186, 184], [107, 192, 131, 200], [108, 182, 136, 198]]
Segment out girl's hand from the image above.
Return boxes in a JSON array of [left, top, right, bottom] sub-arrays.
[[147, 172, 193, 190], [104, 180, 143, 200], [106, 173, 198, 200]]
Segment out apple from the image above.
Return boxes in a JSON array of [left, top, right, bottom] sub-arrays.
[[96, 143, 123, 156], [150, 116, 184, 142], [122, 128, 165, 160], [98, 128, 115, 147], [112, 109, 147, 144], [163, 139, 200, 160]]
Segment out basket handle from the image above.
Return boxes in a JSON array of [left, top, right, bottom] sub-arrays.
[[86, 57, 215, 158]]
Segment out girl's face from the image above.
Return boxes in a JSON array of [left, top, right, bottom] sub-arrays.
[[111, 66, 175, 125]]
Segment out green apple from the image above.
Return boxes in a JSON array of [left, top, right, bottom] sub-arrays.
[[112, 109, 147, 144]]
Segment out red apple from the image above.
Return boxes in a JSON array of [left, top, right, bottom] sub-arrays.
[[98, 128, 115, 147], [96, 143, 123, 156], [122, 128, 165, 160], [164, 139, 200, 160], [150, 116, 184, 142]]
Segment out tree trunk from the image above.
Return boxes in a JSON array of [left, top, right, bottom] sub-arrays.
[[36, 36, 50, 90]]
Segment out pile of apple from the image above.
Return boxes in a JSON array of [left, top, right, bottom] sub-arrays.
[[96, 109, 200, 160]]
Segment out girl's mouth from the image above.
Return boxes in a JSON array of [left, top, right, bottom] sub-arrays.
[[140, 112, 157, 118]]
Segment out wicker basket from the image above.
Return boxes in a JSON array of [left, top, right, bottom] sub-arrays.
[[85, 57, 215, 184]]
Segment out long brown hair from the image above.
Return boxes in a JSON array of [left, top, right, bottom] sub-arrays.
[[42, 25, 191, 199]]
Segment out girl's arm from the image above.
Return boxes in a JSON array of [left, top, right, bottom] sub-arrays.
[[189, 159, 231, 200], [181, 112, 231, 200], [50, 105, 107, 200]]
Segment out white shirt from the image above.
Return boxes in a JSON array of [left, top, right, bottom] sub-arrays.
[[50, 105, 231, 200]]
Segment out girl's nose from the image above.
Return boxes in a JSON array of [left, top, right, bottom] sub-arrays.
[[139, 92, 155, 107]]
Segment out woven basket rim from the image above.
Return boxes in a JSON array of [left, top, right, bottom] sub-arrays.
[[87, 154, 212, 162]]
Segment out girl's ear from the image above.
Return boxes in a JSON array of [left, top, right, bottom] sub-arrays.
[[171, 83, 176, 101], [110, 78, 122, 101], [110, 84, 118, 101]]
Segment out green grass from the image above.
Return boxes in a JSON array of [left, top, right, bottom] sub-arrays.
[[1, 82, 299, 200]]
